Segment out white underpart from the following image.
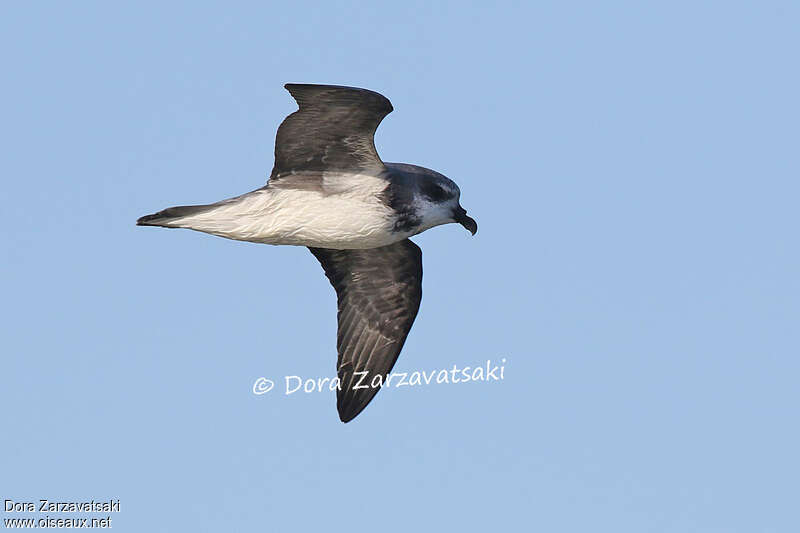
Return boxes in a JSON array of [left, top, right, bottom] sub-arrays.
[[165, 173, 405, 249]]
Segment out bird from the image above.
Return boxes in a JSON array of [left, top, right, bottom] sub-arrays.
[[137, 84, 477, 422]]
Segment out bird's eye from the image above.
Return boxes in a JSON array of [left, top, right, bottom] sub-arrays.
[[424, 183, 449, 202]]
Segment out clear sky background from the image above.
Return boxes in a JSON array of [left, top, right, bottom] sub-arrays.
[[2, 2, 798, 531]]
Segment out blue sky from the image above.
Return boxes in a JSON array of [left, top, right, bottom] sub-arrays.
[[2, 2, 798, 531]]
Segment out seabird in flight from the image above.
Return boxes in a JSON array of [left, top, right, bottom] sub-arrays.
[[137, 84, 477, 422]]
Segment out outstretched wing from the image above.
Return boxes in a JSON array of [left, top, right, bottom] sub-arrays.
[[271, 84, 393, 180], [309, 239, 422, 422]]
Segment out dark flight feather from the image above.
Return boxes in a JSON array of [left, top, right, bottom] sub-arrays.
[[309, 239, 422, 422], [270, 84, 393, 181]]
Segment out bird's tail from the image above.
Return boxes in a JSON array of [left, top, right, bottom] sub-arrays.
[[136, 204, 216, 228]]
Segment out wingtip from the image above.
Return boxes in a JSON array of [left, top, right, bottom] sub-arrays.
[[337, 402, 359, 423], [284, 82, 314, 93], [282, 83, 392, 112], [337, 392, 381, 423]]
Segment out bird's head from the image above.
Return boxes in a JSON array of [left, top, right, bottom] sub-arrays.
[[386, 163, 477, 236], [415, 175, 477, 235]]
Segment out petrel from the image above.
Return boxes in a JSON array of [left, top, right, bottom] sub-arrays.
[[137, 84, 477, 422]]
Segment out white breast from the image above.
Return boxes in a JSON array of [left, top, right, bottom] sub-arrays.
[[168, 174, 402, 249]]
